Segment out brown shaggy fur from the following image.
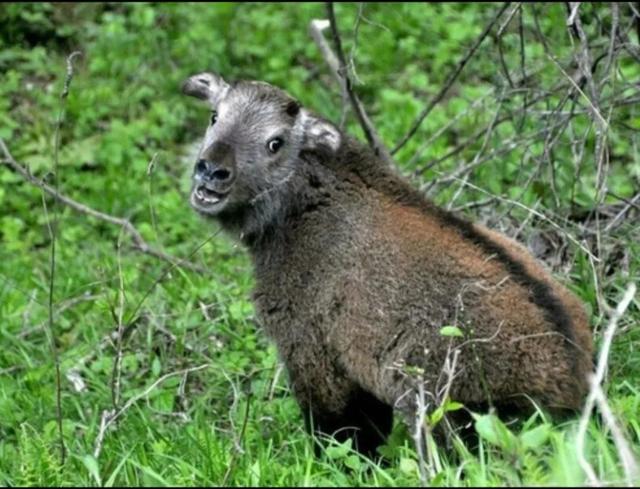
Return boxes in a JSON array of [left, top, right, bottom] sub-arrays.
[[248, 137, 593, 457], [184, 75, 593, 458]]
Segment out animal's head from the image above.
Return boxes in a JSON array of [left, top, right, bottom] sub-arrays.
[[181, 72, 341, 230]]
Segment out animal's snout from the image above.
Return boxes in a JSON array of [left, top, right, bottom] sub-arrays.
[[194, 141, 237, 191], [192, 157, 235, 209], [195, 159, 234, 185]]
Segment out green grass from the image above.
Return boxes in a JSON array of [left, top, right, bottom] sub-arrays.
[[1, 3, 639, 486]]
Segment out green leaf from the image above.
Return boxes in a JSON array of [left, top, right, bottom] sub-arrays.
[[249, 460, 261, 486], [430, 406, 446, 426], [344, 454, 362, 471], [430, 399, 464, 427], [151, 355, 162, 377], [439, 326, 464, 338], [444, 400, 464, 411], [473, 413, 516, 451], [520, 424, 551, 450], [325, 439, 352, 460], [399, 457, 418, 476], [81, 454, 102, 486]]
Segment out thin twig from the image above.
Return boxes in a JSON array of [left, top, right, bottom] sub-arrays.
[[447, 89, 507, 210], [120, 228, 221, 331], [592, 384, 640, 486], [406, 89, 493, 169], [110, 234, 127, 410], [411, 82, 567, 177], [18, 291, 103, 339], [414, 379, 430, 485], [391, 2, 512, 154], [308, 18, 350, 130], [576, 283, 638, 486], [565, 3, 609, 200], [604, 192, 640, 232], [222, 392, 253, 486], [87, 229, 223, 434], [46, 50, 81, 466], [93, 363, 211, 458], [567, 2, 582, 27], [0, 138, 206, 274], [431, 172, 600, 263], [425, 114, 570, 191], [602, 3, 620, 86], [321, 3, 393, 164], [349, 3, 366, 86]]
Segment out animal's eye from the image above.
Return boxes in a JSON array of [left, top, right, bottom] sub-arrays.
[[210, 111, 217, 125], [267, 137, 284, 154]]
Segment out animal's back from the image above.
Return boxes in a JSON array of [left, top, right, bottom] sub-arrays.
[[360, 199, 593, 414], [254, 137, 593, 427]]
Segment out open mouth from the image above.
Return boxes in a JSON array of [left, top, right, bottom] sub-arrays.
[[191, 185, 229, 212]]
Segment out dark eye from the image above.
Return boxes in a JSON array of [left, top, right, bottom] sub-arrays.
[[210, 111, 217, 125], [267, 137, 284, 154]]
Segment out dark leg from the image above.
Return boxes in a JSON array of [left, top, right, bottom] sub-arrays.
[[304, 387, 394, 460]]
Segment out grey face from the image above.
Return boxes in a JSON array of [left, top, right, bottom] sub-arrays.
[[182, 72, 342, 220]]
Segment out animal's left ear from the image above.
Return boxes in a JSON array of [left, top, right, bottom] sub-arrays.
[[300, 110, 341, 153], [181, 72, 230, 108]]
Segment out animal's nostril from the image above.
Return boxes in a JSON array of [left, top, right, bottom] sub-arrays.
[[212, 168, 231, 181], [195, 159, 232, 182], [195, 159, 208, 174]]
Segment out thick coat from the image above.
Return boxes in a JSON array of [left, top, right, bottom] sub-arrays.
[[182, 72, 594, 458]]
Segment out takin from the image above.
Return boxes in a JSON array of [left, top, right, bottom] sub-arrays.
[[181, 72, 594, 459]]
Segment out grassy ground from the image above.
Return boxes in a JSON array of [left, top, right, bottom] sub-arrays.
[[1, 3, 639, 486]]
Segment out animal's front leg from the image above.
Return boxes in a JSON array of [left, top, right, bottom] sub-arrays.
[[287, 357, 393, 460], [301, 386, 394, 460]]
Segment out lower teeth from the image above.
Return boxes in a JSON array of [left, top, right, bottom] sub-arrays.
[[196, 190, 220, 204]]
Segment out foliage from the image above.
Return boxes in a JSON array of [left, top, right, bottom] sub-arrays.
[[1, 2, 639, 486]]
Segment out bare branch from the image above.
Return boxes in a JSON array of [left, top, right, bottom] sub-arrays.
[[633, 1, 640, 44], [222, 391, 253, 486], [411, 83, 566, 175], [93, 363, 211, 458], [310, 3, 393, 165], [309, 19, 341, 84], [604, 192, 640, 232], [308, 18, 351, 129], [391, 2, 512, 155], [349, 3, 366, 87], [567, 2, 582, 27], [47, 50, 82, 466], [18, 291, 103, 339], [564, 3, 610, 200], [110, 238, 127, 410], [576, 282, 638, 486], [592, 384, 640, 486], [0, 138, 206, 274], [430, 171, 601, 263]]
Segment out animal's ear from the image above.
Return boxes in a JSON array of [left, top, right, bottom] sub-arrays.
[[301, 111, 341, 153], [181, 72, 230, 107]]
